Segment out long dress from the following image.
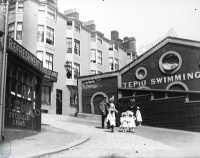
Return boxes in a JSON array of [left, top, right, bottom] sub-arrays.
[[107, 112, 116, 126], [136, 110, 142, 122], [120, 117, 127, 128], [126, 111, 136, 128]]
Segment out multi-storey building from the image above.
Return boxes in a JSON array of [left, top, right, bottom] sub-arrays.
[[6, 0, 136, 115]]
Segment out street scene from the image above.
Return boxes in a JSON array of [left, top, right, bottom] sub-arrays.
[[4, 114, 200, 158], [0, 0, 200, 158]]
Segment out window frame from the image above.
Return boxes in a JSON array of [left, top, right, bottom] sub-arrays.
[[47, 6, 56, 20], [45, 52, 53, 70], [46, 26, 54, 46], [37, 25, 44, 42], [8, 23, 15, 39], [91, 49, 96, 63], [17, 1, 23, 12], [74, 39, 80, 56], [67, 38, 72, 53], [16, 22, 23, 40], [74, 62, 80, 79], [97, 50, 102, 65]]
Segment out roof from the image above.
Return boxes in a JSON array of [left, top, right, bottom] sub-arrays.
[[119, 37, 200, 75]]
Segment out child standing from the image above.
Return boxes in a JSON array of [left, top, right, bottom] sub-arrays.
[[107, 109, 117, 132], [126, 110, 136, 133], [120, 112, 128, 132], [136, 106, 142, 126]]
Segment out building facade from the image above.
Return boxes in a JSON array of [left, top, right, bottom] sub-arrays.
[[7, 0, 136, 115], [78, 37, 200, 132]]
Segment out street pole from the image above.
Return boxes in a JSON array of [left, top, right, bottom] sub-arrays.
[[0, 0, 8, 141]]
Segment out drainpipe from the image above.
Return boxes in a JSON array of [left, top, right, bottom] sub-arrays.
[[0, 0, 8, 141]]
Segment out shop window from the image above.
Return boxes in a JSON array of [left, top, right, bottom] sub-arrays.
[[9, 2, 16, 14], [115, 58, 119, 70], [67, 21, 73, 30], [68, 86, 78, 107], [41, 86, 51, 105], [46, 26, 54, 45], [74, 62, 80, 79], [67, 38, 72, 53], [8, 23, 15, 39], [45, 52, 53, 70], [74, 23, 80, 33], [37, 25, 44, 42], [25, 101, 32, 115], [97, 50, 102, 65], [74, 39, 80, 56], [109, 57, 114, 71], [38, 5, 45, 15], [91, 33, 96, 42], [18, 2, 23, 12], [5, 63, 35, 114], [16, 22, 22, 40], [47, 7, 55, 20], [91, 49, 96, 63], [37, 51, 43, 62]]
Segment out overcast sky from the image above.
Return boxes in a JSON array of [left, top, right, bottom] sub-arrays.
[[57, 0, 200, 55]]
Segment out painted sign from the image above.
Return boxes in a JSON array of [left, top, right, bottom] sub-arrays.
[[7, 37, 58, 82], [7, 37, 43, 72], [123, 71, 200, 88], [5, 111, 32, 129]]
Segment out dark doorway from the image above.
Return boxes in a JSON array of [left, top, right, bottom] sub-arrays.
[[56, 89, 62, 114]]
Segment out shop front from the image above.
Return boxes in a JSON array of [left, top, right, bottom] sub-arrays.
[[4, 37, 57, 132], [78, 37, 200, 131]]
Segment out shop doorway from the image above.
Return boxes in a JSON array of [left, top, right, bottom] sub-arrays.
[[56, 89, 62, 114]]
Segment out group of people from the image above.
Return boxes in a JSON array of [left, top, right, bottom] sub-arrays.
[[99, 96, 142, 133]]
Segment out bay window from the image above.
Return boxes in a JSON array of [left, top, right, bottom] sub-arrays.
[[45, 52, 53, 70], [74, 39, 80, 56], [97, 50, 102, 65], [46, 26, 54, 45], [91, 49, 96, 63], [67, 38, 72, 53], [37, 25, 44, 42]]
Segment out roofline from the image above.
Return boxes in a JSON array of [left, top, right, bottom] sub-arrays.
[[119, 37, 200, 75]]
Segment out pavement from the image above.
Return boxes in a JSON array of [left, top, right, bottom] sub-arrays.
[[1, 113, 200, 158]]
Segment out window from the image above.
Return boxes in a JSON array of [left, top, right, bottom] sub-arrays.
[[91, 70, 96, 75], [91, 33, 96, 42], [18, 2, 23, 12], [91, 49, 96, 63], [66, 61, 72, 79], [114, 44, 118, 52], [109, 43, 113, 50], [115, 58, 119, 70], [5, 61, 34, 114], [109, 57, 114, 71], [47, 7, 55, 20], [16, 22, 22, 40], [38, 5, 45, 15], [127, 53, 131, 59], [9, 2, 16, 14], [8, 23, 15, 38], [42, 86, 51, 105], [74, 62, 80, 79], [37, 25, 44, 42], [67, 38, 72, 53], [97, 36, 102, 44], [98, 71, 103, 74], [46, 26, 54, 45], [37, 51, 43, 62], [67, 21, 73, 30], [45, 52, 53, 70], [68, 86, 78, 106], [74, 23, 80, 33], [97, 50, 102, 65], [74, 39, 80, 56]]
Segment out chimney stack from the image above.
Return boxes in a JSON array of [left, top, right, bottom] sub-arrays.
[[83, 20, 96, 31], [111, 30, 119, 41], [64, 8, 79, 19]]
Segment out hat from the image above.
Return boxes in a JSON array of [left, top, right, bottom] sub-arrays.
[[130, 99, 135, 103], [109, 96, 114, 102]]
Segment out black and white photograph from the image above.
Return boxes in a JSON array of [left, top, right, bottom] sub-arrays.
[[0, 0, 200, 157]]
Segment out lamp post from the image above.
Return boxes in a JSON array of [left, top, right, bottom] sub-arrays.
[[64, 61, 79, 116], [0, 0, 8, 141]]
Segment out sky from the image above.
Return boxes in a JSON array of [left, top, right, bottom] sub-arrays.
[[57, 0, 200, 56]]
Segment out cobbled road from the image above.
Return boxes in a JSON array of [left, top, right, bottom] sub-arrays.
[[42, 114, 200, 158]]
